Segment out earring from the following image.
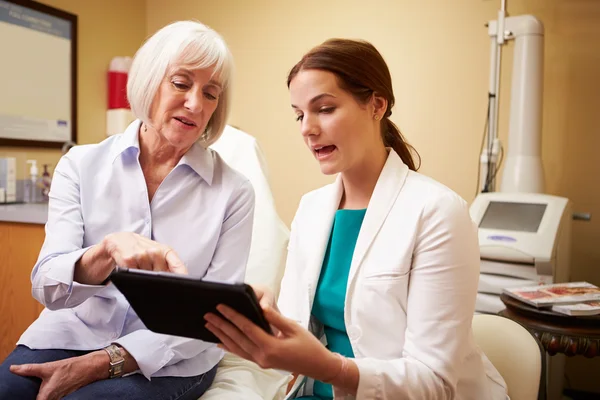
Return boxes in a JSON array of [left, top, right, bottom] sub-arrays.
[[374, 115, 381, 121]]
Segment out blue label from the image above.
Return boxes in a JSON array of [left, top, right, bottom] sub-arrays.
[[487, 235, 517, 242], [0, 0, 71, 40]]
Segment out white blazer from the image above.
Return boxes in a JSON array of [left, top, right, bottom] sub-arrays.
[[278, 150, 508, 400]]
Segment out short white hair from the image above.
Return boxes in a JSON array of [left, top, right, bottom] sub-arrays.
[[127, 20, 233, 146]]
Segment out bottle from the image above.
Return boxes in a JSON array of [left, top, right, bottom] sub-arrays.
[[25, 160, 40, 203], [41, 164, 51, 202]]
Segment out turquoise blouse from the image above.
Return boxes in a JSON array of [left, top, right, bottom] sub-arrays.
[[298, 208, 366, 400]]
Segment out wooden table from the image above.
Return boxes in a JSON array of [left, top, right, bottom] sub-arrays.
[[499, 293, 600, 358], [500, 293, 600, 400]]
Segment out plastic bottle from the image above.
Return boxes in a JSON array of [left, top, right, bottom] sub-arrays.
[[41, 164, 51, 201], [25, 160, 39, 203]]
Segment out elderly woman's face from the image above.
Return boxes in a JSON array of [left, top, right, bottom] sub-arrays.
[[149, 64, 222, 149]]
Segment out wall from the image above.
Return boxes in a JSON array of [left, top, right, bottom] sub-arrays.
[[147, 0, 600, 393], [0, 0, 148, 178]]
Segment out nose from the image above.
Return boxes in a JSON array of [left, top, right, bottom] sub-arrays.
[[300, 114, 319, 138], [184, 88, 204, 113]]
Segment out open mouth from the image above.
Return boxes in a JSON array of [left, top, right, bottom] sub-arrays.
[[174, 117, 196, 127], [314, 145, 337, 159]]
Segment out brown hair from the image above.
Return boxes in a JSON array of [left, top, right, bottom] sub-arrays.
[[287, 38, 420, 171]]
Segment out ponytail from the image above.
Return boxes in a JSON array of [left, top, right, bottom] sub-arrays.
[[383, 117, 420, 171], [286, 38, 421, 171]]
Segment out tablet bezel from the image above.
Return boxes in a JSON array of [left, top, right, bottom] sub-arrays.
[[109, 267, 273, 343]]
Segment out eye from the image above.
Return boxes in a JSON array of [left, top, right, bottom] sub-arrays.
[[172, 81, 190, 90], [204, 92, 218, 101], [295, 114, 304, 122], [319, 107, 335, 114]]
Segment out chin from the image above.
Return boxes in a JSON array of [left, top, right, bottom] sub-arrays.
[[163, 131, 198, 148], [318, 163, 340, 176]]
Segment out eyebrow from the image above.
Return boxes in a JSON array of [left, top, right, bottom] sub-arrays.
[[171, 69, 223, 89], [291, 93, 336, 109], [207, 79, 222, 89]]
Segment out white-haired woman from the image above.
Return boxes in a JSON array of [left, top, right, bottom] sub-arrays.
[[0, 20, 254, 400]]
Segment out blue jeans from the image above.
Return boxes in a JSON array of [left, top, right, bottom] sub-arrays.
[[0, 345, 217, 400]]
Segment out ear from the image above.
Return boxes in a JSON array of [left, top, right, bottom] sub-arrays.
[[371, 93, 388, 118]]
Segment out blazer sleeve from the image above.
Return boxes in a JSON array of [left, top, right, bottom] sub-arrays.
[[351, 192, 480, 400]]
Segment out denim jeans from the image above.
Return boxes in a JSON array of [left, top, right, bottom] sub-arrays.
[[0, 345, 217, 400]]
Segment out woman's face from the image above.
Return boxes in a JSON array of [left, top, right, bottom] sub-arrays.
[[289, 69, 384, 176], [148, 64, 222, 151]]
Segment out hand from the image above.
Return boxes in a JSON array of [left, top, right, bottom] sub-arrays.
[[204, 303, 340, 383], [103, 232, 187, 274], [75, 232, 187, 285], [9, 351, 109, 400], [251, 284, 277, 311]]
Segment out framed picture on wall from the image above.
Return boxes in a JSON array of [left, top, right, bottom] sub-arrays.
[[0, 0, 77, 148]]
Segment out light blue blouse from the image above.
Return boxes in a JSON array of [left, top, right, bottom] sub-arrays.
[[18, 120, 255, 380]]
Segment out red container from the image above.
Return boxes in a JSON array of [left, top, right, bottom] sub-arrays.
[[108, 71, 130, 109]]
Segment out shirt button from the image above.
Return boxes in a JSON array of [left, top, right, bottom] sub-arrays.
[[145, 218, 150, 225]]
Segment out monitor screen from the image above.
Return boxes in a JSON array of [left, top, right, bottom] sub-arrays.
[[479, 201, 547, 233]]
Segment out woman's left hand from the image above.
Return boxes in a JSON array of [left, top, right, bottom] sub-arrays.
[[10, 351, 108, 400], [204, 304, 341, 383]]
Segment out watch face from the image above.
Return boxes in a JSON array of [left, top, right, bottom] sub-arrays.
[[105, 345, 125, 378]]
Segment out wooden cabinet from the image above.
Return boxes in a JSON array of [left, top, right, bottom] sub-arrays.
[[0, 222, 45, 361]]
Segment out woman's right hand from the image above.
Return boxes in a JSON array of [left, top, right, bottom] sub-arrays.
[[74, 232, 187, 285]]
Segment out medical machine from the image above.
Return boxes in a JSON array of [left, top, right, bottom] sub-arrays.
[[478, 7, 545, 194], [471, 4, 577, 398], [470, 192, 572, 314]]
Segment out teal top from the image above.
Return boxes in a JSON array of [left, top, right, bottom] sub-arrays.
[[298, 209, 366, 400]]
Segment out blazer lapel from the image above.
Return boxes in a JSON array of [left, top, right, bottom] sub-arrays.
[[304, 176, 343, 311], [347, 151, 409, 286]]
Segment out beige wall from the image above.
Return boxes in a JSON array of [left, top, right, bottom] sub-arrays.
[[1, 0, 598, 393], [146, 0, 600, 279], [147, 0, 600, 392], [0, 0, 147, 178]]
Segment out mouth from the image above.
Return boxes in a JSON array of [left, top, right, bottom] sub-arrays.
[[173, 116, 197, 127], [313, 145, 337, 160]]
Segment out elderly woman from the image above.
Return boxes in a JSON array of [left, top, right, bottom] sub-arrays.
[[0, 20, 254, 400]]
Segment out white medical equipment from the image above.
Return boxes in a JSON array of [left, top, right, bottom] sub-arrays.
[[471, 191, 572, 400], [470, 192, 572, 314], [471, 4, 578, 399], [478, 2, 545, 194]]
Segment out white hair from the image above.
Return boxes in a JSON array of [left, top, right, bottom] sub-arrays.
[[127, 20, 233, 146]]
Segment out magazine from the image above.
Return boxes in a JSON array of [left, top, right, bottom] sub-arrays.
[[503, 282, 600, 308], [552, 301, 600, 316]]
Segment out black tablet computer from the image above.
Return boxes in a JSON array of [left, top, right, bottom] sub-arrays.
[[109, 267, 273, 343]]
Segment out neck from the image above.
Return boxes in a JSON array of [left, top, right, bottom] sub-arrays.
[[138, 124, 189, 170], [339, 146, 388, 210]]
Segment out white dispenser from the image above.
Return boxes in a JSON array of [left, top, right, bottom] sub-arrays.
[[24, 160, 41, 203]]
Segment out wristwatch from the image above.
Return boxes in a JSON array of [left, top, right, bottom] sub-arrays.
[[103, 344, 125, 378]]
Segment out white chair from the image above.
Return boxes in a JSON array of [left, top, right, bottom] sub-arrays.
[[472, 314, 545, 400], [200, 126, 291, 400]]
